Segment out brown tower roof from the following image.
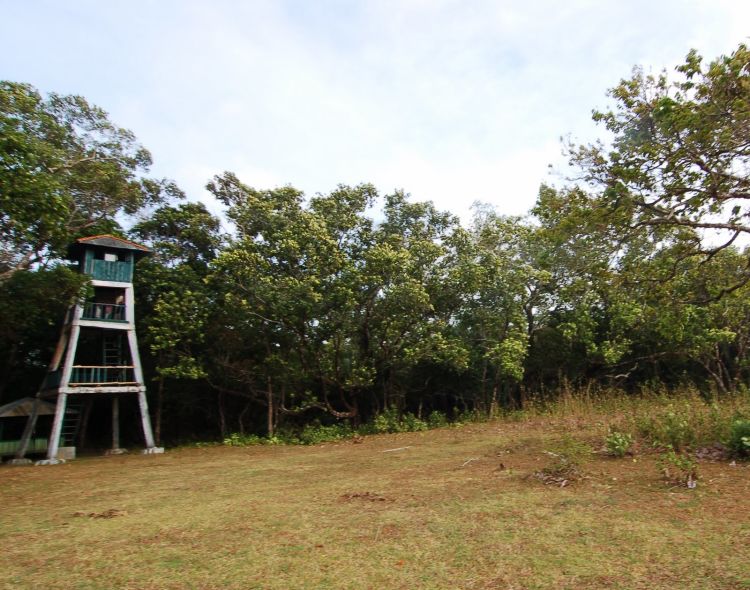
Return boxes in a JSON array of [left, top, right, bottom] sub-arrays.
[[67, 234, 151, 259]]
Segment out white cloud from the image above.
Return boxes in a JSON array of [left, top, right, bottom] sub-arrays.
[[1, 0, 748, 226]]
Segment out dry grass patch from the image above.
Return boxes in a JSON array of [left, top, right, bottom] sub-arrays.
[[1, 409, 749, 589]]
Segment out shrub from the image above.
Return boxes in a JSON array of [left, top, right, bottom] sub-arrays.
[[658, 448, 698, 488], [727, 419, 750, 458], [372, 407, 404, 434], [298, 422, 354, 445], [402, 412, 428, 432], [453, 407, 482, 424], [369, 408, 429, 434], [635, 404, 696, 450], [540, 435, 592, 479], [605, 430, 633, 457], [427, 410, 448, 429], [223, 433, 267, 446]]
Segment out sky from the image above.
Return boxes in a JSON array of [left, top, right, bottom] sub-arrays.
[[1, 0, 749, 224]]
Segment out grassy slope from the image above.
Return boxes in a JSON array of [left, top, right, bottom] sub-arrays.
[[1, 415, 749, 590]]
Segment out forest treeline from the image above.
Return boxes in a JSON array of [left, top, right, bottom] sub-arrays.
[[2, 45, 750, 443]]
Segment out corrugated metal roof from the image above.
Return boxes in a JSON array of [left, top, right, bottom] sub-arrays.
[[74, 234, 151, 252], [0, 397, 60, 418]]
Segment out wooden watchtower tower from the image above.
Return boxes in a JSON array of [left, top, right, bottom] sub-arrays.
[[14, 235, 163, 465]]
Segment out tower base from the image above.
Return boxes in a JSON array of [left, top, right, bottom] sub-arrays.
[[35, 458, 65, 466], [105, 448, 129, 455], [142, 447, 164, 455], [6, 458, 33, 466]]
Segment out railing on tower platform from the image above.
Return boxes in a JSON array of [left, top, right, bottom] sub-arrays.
[[87, 259, 132, 282], [69, 366, 136, 385], [81, 302, 127, 322]]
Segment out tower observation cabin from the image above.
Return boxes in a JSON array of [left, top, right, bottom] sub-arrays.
[[13, 235, 163, 465]]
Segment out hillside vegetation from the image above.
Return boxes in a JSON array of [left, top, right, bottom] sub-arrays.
[[2, 45, 750, 444]]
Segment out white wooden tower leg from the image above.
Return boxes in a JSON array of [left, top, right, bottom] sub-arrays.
[[37, 393, 68, 465], [12, 319, 73, 463], [137, 390, 157, 449], [35, 315, 82, 465], [127, 325, 162, 454]]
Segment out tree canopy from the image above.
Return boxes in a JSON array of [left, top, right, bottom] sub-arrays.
[[1, 44, 749, 443], [568, 43, 750, 295], [0, 81, 182, 279]]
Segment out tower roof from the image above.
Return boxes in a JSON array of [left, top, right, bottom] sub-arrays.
[[67, 234, 151, 259]]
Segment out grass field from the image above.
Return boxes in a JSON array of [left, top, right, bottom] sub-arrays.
[[2, 406, 749, 589]]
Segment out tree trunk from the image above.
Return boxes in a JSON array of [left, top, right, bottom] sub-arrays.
[[218, 391, 227, 438], [267, 376, 274, 438], [155, 375, 165, 445]]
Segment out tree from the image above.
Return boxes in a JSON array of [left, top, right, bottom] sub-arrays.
[[131, 202, 223, 443], [205, 174, 471, 430], [0, 81, 182, 278], [0, 265, 87, 403], [568, 44, 750, 295]]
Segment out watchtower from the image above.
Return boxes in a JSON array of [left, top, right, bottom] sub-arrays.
[[14, 235, 163, 465]]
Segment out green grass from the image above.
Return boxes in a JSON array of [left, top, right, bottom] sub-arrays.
[[1, 394, 749, 589]]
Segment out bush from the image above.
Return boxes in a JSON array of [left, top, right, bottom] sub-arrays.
[[453, 407, 482, 424], [223, 433, 269, 446], [402, 412, 428, 432], [727, 418, 750, 458], [605, 430, 633, 457], [372, 407, 403, 433], [658, 448, 698, 488], [427, 410, 448, 428], [298, 422, 354, 445], [635, 404, 696, 450], [542, 436, 592, 478], [370, 408, 429, 434]]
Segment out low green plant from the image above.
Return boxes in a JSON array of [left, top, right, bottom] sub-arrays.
[[605, 430, 633, 457], [402, 412, 428, 432], [370, 408, 429, 434], [223, 433, 268, 446], [372, 407, 404, 433], [727, 418, 750, 458], [426, 410, 448, 428], [453, 407, 482, 424], [658, 448, 698, 488], [635, 404, 696, 450], [298, 422, 354, 445], [541, 435, 592, 478]]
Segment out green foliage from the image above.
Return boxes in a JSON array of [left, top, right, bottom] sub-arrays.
[[371, 407, 427, 433], [298, 423, 354, 445], [0, 81, 181, 278], [222, 433, 269, 446], [402, 412, 429, 432], [618, 393, 750, 459], [131, 202, 223, 270], [569, 44, 750, 292], [0, 265, 88, 399], [658, 449, 699, 488], [605, 430, 633, 457], [427, 410, 449, 429], [147, 289, 209, 380], [5, 53, 750, 445], [635, 404, 696, 451], [727, 419, 750, 458]]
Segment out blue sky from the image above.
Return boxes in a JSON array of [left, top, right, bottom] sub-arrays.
[[2, 0, 748, 222]]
